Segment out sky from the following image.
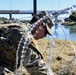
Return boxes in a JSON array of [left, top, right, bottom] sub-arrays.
[[0, 0, 76, 19]]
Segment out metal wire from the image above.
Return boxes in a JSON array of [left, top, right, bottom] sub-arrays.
[[55, 25, 76, 74], [15, 15, 51, 75], [53, 24, 67, 60], [15, 5, 76, 74], [60, 56, 76, 74], [47, 36, 54, 75], [67, 62, 76, 74]]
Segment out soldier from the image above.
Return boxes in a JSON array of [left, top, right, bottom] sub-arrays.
[[0, 11, 54, 75]]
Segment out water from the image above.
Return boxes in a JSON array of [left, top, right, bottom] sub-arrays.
[[46, 24, 76, 41]]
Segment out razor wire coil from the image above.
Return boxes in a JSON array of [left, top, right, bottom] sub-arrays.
[[15, 15, 51, 75]]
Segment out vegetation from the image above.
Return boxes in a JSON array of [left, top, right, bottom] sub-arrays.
[[64, 11, 76, 22], [72, 11, 76, 16], [61, 21, 76, 26], [61, 11, 76, 26], [0, 17, 8, 21], [0, 17, 30, 24]]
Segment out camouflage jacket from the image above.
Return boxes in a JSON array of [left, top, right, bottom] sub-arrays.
[[0, 23, 43, 71]]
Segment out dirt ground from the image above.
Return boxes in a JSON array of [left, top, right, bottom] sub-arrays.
[[5, 38, 76, 75]]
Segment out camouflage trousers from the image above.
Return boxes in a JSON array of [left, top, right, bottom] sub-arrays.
[[24, 59, 47, 75], [20, 44, 54, 75], [22, 46, 54, 75]]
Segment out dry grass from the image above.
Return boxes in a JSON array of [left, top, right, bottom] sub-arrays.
[[37, 38, 76, 75]]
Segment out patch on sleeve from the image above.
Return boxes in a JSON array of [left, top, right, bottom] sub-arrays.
[[32, 39, 38, 46]]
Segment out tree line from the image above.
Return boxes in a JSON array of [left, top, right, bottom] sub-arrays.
[[64, 11, 76, 22]]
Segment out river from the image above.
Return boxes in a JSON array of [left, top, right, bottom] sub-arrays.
[[46, 24, 76, 41]]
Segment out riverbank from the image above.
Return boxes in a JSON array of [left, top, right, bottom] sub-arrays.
[[61, 22, 76, 26]]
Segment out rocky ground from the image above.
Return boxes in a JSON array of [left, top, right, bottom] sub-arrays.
[[5, 38, 76, 75]]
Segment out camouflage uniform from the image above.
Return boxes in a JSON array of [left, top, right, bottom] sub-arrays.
[[0, 23, 53, 75]]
